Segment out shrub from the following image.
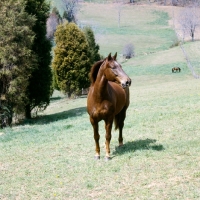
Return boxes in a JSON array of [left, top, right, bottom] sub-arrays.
[[122, 43, 135, 59], [52, 23, 91, 97]]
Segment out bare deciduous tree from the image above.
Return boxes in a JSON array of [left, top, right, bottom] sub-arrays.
[[114, 2, 124, 28], [46, 13, 59, 40], [158, 0, 200, 6], [62, 0, 79, 23], [172, 0, 178, 6], [178, 7, 200, 42]]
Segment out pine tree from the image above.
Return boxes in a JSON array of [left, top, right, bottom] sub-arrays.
[[52, 7, 62, 21], [83, 26, 101, 64], [0, 0, 36, 115], [24, 0, 52, 118], [52, 23, 91, 97]]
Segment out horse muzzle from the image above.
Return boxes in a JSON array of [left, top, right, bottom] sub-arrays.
[[121, 79, 131, 88]]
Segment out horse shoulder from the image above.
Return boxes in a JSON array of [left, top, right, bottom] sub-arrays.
[[109, 82, 126, 99], [109, 82, 128, 114]]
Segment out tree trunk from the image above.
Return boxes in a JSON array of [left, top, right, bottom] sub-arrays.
[[25, 104, 32, 119], [67, 91, 72, 98], [192, 32, 194, 42]]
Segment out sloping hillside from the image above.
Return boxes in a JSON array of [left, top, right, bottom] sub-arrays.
[[1, 3, 200, 199]]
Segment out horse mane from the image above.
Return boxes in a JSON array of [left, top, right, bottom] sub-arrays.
[[89, 59, 105, 84]]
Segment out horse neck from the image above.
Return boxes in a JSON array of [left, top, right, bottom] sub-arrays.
[[93, 66, 109, 100]]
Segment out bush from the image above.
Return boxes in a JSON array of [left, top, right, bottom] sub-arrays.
[[52, 23, 91, 98], [122, 43, 135, 59], [170, 36, 180, 48], [0, 104, 12, 128]]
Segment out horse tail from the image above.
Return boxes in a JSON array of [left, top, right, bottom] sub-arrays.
[[114, 114, 120, 130], [114, 107, 126, 130]]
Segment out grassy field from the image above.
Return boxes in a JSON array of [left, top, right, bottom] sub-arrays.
[[1, 3, 200, 200], [78, 4, 177, 57]]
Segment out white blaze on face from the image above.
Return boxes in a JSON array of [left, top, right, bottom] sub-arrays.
[[114, 61, 120, 68]]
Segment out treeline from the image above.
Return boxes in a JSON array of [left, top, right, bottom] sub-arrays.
[[155, 0, 200, 6], [0, 0, 52, 121], [90, 0, 200, 6], [0, 0, 101, 123]]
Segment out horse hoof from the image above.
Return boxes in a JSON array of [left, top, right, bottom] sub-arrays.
[[105, 156, 111, 161], [94, 156, 100, 160]]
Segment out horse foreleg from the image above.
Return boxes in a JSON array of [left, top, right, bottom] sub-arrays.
[[90, 117, 100, 159], [105, 119, 113, 160]]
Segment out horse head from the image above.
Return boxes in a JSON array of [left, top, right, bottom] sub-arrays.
[[104, 53, 131, 89]]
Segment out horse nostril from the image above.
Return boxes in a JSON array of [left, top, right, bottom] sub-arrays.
[[122, 83, 126, 88], [122, 80, 131, 88]]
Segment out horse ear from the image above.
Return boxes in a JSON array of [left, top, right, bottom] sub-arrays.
[[113, 52, 117, 60], [107, 53, 112, 61]]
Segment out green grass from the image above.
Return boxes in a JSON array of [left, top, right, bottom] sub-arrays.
[[181, 41, 200, 75], [149, 10, 169, 26], [1, 3, 200, 200]]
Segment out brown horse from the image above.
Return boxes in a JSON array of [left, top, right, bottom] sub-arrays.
[[87, 53, 131, 160], [172, 67, 181, 73]]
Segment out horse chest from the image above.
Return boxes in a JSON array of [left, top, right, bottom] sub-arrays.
[[91, 102, 114, 120]]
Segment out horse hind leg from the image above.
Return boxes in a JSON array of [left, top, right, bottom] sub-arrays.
[[114, 107, 127, 146]]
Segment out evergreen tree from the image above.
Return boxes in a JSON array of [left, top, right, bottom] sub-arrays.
[[52, 7, 62, 21], [24, 0, 52, 118], [0, 0, 36, 115], [52, 23, 91, 97], [83, 26, 101, 64]]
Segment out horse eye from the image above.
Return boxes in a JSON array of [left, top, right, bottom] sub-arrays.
[[111, 66, 116, 69]]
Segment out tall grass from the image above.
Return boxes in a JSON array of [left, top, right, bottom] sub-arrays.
[[1, 3, 200, 200]]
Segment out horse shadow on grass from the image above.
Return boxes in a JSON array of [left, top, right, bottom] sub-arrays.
[[113, 138, 164, 156], [23, 106, 87, 125]]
